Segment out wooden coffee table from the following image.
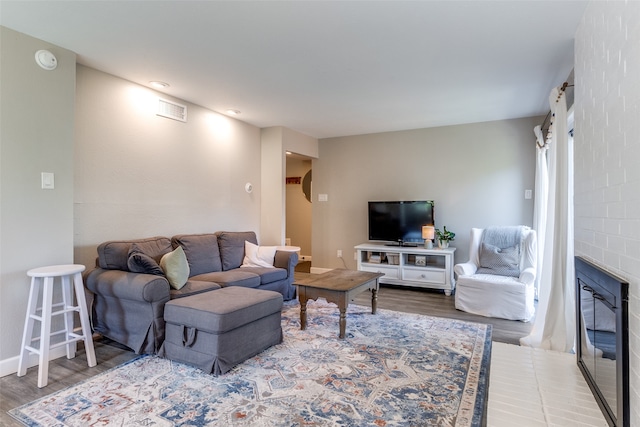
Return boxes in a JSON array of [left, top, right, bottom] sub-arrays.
[[294, 269, 384, 339]]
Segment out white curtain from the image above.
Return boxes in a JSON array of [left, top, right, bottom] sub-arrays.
[[532, 125, 548, 298], [521, 86, 575, 352]]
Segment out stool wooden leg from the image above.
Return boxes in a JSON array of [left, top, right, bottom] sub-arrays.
[[61, 274, 76, 359], [17, 277, 40, 377], [74, 273, 96, 367], [37, 276, 54, 388]]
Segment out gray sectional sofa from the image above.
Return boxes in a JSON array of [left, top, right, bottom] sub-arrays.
[[85, 231, 298, 354]]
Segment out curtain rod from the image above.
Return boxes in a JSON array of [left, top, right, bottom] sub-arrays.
[[540, 82, 574, 132]]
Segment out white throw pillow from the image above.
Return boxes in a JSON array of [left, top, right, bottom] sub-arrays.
[[241, 241, 276, 268]]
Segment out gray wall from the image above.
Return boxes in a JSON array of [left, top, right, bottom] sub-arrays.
[[0, 27, 76, 363], [74, 65, 263, 270], [311, 117, 541, 270]]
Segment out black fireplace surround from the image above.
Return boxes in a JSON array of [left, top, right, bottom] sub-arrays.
[[575, 256, 629, 427]]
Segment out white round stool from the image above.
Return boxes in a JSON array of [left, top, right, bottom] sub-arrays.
[[17, 264, 97, 387]]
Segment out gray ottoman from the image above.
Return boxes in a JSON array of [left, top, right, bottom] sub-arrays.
[[158, 286, 283, 375]]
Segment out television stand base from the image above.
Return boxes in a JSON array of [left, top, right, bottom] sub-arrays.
[[355, 243, 456, 295]]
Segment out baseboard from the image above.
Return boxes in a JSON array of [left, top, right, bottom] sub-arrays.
[[0, 346, 71, 378], [310, 267, 332, 274]]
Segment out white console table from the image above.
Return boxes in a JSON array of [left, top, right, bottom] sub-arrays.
[[355, 243, 456, 295]]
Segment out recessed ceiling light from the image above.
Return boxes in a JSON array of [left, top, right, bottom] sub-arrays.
[[226, 109, 241, 116], [150, 81, 170, 88]]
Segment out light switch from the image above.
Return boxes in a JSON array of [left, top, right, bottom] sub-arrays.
[[524, 189, 532, 199], [41, 172, 55, 190], [318, 194, 328, 202]]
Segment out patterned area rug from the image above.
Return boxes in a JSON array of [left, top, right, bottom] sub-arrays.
[[10, 300, 492, 426]]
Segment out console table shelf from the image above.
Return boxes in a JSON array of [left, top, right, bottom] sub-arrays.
[[355, 243, 456, 295]]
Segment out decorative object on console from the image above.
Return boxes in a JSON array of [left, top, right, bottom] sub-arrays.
[[422, 225, 435, 249], [436, 226, 455, 248]]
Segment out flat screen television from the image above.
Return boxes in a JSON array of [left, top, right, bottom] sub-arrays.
[[368, 200, 434, 246]]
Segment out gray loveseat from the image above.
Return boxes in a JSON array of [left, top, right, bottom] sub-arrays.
[[85, 231, 297, 354]]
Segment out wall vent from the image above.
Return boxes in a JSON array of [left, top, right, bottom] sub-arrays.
[[157, 98, 187, 122]]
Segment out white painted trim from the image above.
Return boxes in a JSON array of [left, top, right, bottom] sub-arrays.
[[0, 346, 70, 378]]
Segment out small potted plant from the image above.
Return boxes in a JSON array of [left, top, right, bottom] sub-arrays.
[[435, 226, 455, 248]]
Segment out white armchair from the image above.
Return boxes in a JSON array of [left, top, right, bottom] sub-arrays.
[[454, 227, 536, 321]]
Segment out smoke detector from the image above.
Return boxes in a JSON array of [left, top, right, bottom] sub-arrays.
[[35, 50, 57, 70]]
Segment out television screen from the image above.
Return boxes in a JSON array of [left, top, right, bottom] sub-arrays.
[[368, 201, 434, 245]]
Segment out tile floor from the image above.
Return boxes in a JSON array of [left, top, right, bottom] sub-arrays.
[[488, 342, 608, 426]]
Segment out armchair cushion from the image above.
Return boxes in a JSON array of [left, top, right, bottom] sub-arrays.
[[477, 243, 520, 277]]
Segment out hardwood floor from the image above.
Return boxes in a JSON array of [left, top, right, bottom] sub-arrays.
[[352, 283, 533, 345], [0, 278, 531, 426]]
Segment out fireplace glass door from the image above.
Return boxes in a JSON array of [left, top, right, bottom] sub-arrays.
[[580, 281, 618, 416], [575, 256, 629, 427]]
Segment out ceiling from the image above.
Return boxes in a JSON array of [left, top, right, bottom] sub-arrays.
[[1, 1, 587, 139]]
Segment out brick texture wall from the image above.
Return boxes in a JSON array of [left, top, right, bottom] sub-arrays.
[[574, 1, 640, 424]]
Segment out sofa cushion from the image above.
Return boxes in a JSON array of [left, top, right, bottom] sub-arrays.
[[127, 243, 164, 275], [170, 280, 222, 299], [160, 246, 190, 290], [97, 236, 172, 271], [190, 270, 261, 288], [172, 233, 222, 276], [237, 267, 287, 285], [217, 231, 258, 271]]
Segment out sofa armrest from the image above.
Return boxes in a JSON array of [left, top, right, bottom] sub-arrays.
[[454, 262, 478, 277], [85, 268, 171, 303], [519, 266, 536, 286], [274, 250, 298, 277]]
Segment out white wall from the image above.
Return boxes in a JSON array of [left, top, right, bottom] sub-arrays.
[[574, 2, 640, 424], [260, 127, 318, 246], [74, 66, 263, 269], [0, 27, 76, 367], [312, 116, 540, 270]]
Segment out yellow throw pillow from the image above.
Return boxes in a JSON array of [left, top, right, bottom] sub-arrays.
[[160, 246, 190, 290]]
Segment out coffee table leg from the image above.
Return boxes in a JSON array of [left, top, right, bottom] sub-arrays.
[[371, 287, 378, 314], [339, 307, 346, 339], [300, 298, 307, 330]]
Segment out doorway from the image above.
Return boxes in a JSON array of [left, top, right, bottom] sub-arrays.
[[285, 153, 312, 272]]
